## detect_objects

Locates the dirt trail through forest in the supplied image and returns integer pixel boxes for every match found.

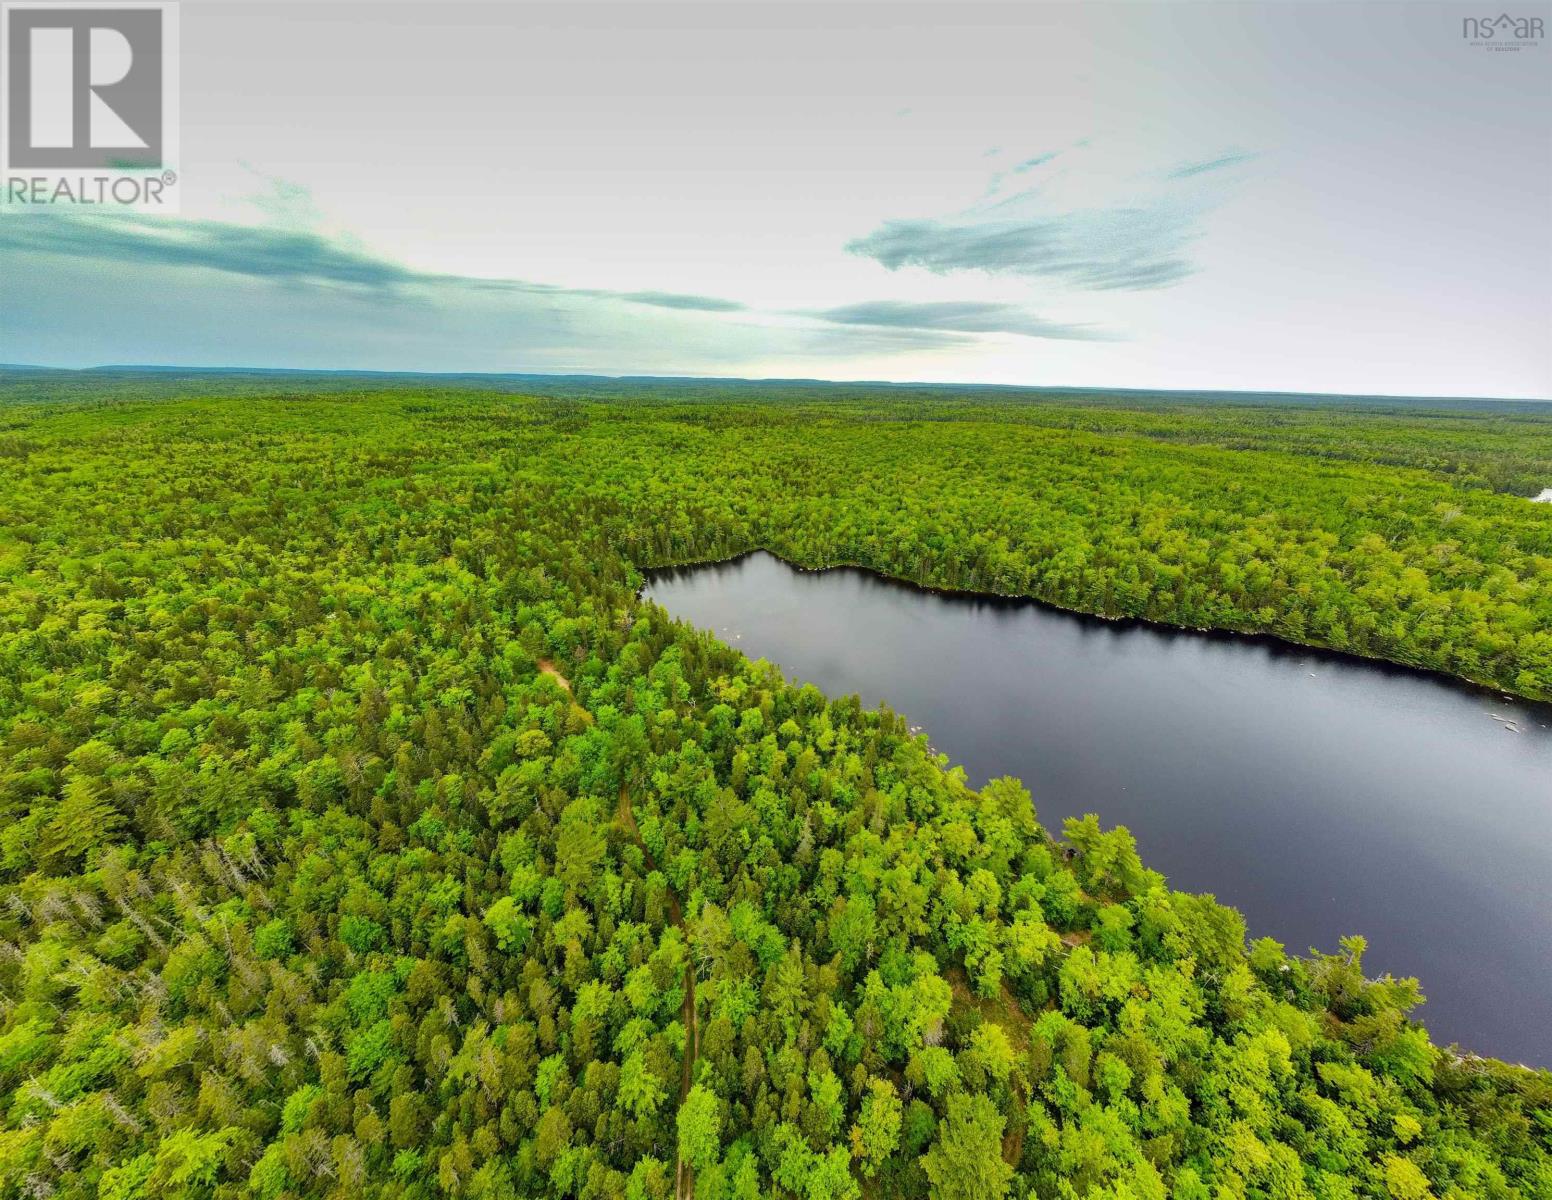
[537,659,572,695]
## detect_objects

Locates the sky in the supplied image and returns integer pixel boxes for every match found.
[1,0,1549,397]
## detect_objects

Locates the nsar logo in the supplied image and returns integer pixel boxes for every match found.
[1462,12,1545,49]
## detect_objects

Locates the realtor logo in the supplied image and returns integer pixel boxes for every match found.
[1,2,179,209]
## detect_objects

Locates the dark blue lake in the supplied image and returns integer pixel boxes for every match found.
[645,551,1552,1067]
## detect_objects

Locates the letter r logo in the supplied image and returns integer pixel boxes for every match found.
[3,4,165,168]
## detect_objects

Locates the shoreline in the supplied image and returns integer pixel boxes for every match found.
[635,548,1552,716]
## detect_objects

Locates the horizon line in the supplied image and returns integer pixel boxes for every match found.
[2,362,1549,407]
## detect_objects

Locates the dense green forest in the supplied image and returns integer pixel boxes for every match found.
[0,376,1548,1200]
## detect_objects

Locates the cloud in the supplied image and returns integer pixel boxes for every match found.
[1011,151,1058,174]
[620,291,746,313]
[847,146,1255,291]
[0,212,748,315]
[1166,151,1256,180]
[0,213,421,290]
[0,210,971,372]
[794,323,971,355]
[0,200,1105,369]
[846,204,1198,291]
[811,300,1113,340]
[238,169,328,231]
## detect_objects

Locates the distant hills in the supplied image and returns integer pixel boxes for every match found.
[2,362,1548,412]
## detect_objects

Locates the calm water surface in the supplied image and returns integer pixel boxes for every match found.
[645,552,1552,1066]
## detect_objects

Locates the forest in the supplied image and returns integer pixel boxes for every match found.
[0,373,1548,1200]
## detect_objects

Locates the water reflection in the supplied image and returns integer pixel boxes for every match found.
[645,551,1552,1066]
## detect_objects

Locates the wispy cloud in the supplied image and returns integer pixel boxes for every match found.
[1166,151,1256,180]
[795,324,971,355]
[1011,151,1058,174]
[0,213,418,290]
[0,212,747,314]
[0,210,1099,351]
[847,146,1254,291]
[811,300,1113,340]
[0,199,1125,369]
[620,290,746,313]
[0,208,995,369]
[846,204,1198,291]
